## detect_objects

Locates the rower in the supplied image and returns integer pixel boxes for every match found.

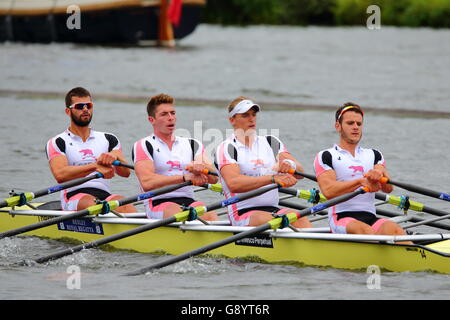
[214,96,312,228]
[45,87,136,213]
[314,102,409,240]
[132,93,219,221]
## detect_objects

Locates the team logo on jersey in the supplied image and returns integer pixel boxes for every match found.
[251,159,266,169]
[349,165,364,176]
[167,160,182,171]
[79,149,95,160]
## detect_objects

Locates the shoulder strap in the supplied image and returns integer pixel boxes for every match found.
[372,149,382,165]
[227,143,238,161]
[321,150,333,169]
[188,138,200,161]
[104,133,119,152]
[265,135,280,160]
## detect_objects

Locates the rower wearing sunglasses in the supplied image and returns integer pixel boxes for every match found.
[45,87,136,213]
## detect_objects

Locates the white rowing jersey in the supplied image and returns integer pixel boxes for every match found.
[45,128,122,201]
[132,134,204,203]
[215,134,288,224]
[314,144,386,217]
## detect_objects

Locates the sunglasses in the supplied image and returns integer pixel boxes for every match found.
[68,102,94,110]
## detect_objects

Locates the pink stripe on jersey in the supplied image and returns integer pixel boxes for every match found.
[134,139,151,162]
[314,154,327,177]
[47,139,62,160]
[218,143,231,169]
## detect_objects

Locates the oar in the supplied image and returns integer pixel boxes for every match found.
[280,195,450,231]
[379,177,450,203]
[0,161,134,210]
[374,193,450,219]
[124,187,369,276]
[279,187,450,230]
[112,160,134,170]
[0,172,104,209]
[34,183,281,264]
[289,170,317,182]
[0,182,191,240]
[289,169,450,205]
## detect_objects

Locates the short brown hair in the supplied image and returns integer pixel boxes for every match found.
[65,87,91,107]
[335,102,364,123]
[147,93,174,117]
[228,96,251,114]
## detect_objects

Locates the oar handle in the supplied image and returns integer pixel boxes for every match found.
[112,160,134,170]
[288,169,317,182]
[185,166,218,177]
[201,169,218,177]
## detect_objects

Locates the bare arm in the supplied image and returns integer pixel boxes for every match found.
[49,154,114,183]
[220,163,296,193]
[135,159,184,191]
[316,170,365,199]
[135,159,208,191]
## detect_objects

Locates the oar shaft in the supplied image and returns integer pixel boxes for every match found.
[35,216,177,263]
[1,182,192,240]
[35,183,279,263]
[112,160,134,170]
[381,178,450,202]
[289,170,317,182]
[0,173,104,208]
[125,187,367,275]
[126,224,271,275]
[375,193,450,217]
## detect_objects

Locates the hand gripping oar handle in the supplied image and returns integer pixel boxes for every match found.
[0,182,192,240]
[124,186,370,276]
[379,177,450,202]
[0,172,104,209]
[34,183,280,264]
[185,166,218,177]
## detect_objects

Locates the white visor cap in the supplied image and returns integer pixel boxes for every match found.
[229,100,261,118]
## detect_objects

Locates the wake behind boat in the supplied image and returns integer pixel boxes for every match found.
[2,199,450,274]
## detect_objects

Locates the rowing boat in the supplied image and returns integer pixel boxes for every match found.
[2,202,450,274]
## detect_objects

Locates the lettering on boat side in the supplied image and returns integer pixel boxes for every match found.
[420,249,427,259]
[38,216,53,222]
[234,234,273,248]
[405,247,427,259]
[57,219,104,235]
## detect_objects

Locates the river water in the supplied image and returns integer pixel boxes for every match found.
[0,24,449,303]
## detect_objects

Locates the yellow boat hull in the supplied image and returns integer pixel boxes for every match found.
[2,205,450,274]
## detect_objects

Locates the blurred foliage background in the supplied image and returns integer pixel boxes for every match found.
[202,0,450,28]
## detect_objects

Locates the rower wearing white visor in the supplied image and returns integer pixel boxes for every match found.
[214,96,312,228]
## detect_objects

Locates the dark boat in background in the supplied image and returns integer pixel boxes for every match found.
[0,0,205,46]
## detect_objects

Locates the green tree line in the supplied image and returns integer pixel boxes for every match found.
[202,0,450,28]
